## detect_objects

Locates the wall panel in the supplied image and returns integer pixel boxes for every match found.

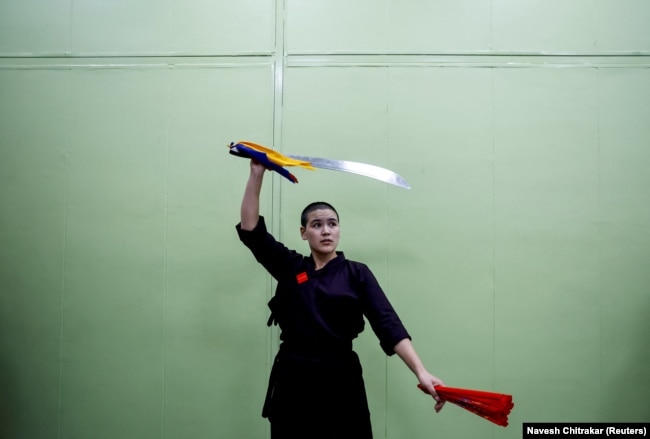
[163,64,274,439]
[0,0,70,55]
[385,67,494,438]
[286,0,650,54]
[0,68,69,439]
[598,68,650,421]
[286,0,491,53]
[493,68,602,424]
[0,0,275,56]
[170,0,275,54]
[60,67,170,439]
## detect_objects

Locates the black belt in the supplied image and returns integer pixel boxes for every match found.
[279,340,352,359]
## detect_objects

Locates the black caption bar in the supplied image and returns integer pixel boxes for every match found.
[523,423,648,438]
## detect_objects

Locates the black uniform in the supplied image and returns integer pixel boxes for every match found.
[237,216,410,439]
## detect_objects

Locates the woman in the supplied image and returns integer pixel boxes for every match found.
[236,160,445,438]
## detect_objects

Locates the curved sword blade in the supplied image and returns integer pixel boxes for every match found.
[287,154,411,189]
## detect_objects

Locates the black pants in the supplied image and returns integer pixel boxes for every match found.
[264,345,373,439]
[270,414,372,439]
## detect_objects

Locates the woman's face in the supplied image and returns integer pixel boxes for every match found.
[300,208,340,257]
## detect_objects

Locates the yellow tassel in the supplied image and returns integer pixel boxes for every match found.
[237,141,316,170]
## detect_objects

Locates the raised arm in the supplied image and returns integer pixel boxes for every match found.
[240,160,266,231]
[393,338,446,413]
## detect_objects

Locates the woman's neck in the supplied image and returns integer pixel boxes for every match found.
[312,252,337,270]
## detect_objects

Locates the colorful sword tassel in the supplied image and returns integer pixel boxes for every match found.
[417,384,514,427]
[228,141,315,183]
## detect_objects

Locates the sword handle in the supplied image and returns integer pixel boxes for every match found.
[228,142,250,159]
[227,142,298,183]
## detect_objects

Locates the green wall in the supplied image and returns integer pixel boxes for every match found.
[1,1,649,438]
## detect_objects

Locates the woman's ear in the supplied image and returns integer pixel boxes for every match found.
[300,226,306,240]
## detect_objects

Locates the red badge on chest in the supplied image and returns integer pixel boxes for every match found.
[296,272,308,284]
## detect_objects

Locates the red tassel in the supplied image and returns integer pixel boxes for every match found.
[417,384,514,427]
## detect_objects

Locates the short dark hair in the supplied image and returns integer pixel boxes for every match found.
[300,202,339,227]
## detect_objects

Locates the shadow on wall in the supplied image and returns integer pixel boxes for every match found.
[607,297,650,421]
[0,357,16,438]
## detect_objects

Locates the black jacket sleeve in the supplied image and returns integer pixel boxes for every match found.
[236,216,303,282]
[352,262,411,355]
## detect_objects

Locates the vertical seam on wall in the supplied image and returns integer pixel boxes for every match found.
[592,3,603,421]
[383,4,390,435]
[161,0,174,433]
[58,0,74,430]
[595,67,603,420]
[161,2,174,434]
[268,2,286,433]
[489,0,494,51]
[68,0,74,55]
[58,0,75,433]
[383,66,390,439]
[57,66,72,439]
[490,11,495,403]
[272,0,286,245]
[160,66,172,439]
[490,67,497,398]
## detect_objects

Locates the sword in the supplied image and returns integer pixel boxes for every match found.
[228,141,411,189]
